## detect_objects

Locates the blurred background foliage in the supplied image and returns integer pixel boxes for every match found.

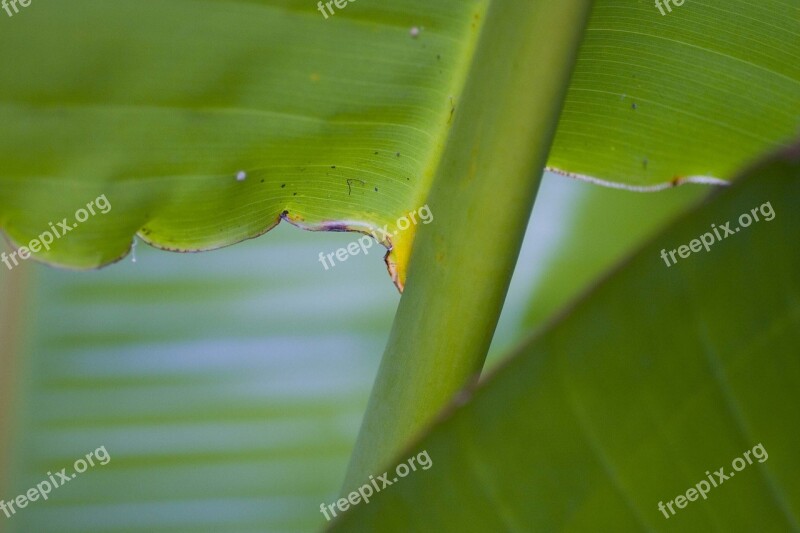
[0,172,706,532]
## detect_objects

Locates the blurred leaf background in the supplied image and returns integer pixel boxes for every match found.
[0,172,705,532]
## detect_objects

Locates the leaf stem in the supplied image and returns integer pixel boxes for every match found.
[342,0,595,491]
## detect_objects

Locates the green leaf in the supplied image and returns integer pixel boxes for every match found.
[548,0,800,187]
[0,0,485,287]
[331,143,800,531]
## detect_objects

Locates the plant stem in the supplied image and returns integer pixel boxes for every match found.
[342,0,594,491]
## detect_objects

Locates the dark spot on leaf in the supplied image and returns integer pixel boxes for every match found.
[631,102,638,110]
[331,165,336,169]
[374,187,378,192]
[346,178,366,195]
[448,96,455,124]
[281,183,286,188]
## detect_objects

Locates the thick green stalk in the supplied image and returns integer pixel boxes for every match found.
[342,0,594,490]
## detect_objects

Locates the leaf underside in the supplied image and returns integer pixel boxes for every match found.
[1,0,797,285]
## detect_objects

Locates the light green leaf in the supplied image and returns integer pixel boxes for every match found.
[549,0,800,187]
[331,143,800,531]
[0,0,486,287]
